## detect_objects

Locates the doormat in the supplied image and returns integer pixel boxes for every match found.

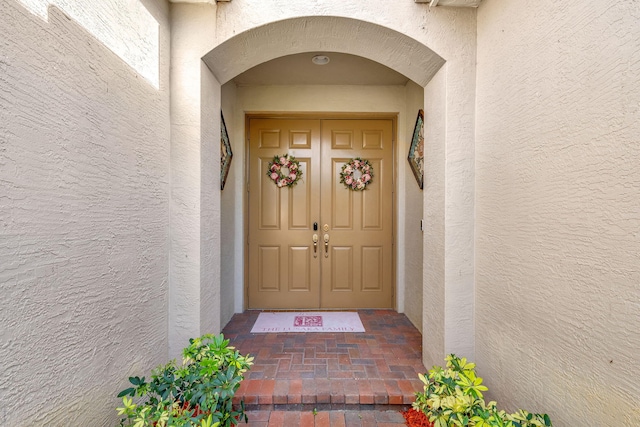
[250,312,365,333]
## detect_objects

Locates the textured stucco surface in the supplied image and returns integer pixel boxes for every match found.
[169,3,221,358]
[203,15,444,87]
[4,1,634,425]
[440,15,477,362]
[419,10,477,365]
[422,67,447,367]
[476,0,640,425]
[402,81,425,332]
[16,0,160,87]
[220,82,238,326]
[0,0,170,425]
[200,60,222,344]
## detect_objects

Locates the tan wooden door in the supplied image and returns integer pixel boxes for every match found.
[319,119,394,308]
[248,117,393,309]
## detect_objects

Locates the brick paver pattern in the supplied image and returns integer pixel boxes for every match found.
[223,310,426,425]
[243,409,408,427]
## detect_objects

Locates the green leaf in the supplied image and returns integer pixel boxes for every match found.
[129,376,145,386]
[117,387,136,398]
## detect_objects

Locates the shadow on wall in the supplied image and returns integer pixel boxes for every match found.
[17,0,160,87]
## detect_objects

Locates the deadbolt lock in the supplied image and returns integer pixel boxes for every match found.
[323,224,329,232]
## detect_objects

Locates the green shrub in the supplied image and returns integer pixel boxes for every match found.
[413,354,552,427]
[116,334,253,427]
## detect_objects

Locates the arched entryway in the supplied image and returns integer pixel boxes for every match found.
[169,9,476,369]
[201,16,444,86]
[204,16,440,315]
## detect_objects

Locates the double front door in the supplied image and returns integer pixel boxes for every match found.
[247,117,394,309]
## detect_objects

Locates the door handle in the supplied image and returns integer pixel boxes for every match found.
[323,233,329,258]
[312,234,319,258]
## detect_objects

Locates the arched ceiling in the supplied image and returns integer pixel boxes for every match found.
[232,52,410,86]
[202,16,445,87]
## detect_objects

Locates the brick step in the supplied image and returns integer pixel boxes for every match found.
[234,378,422,410]
[243,409,408,426]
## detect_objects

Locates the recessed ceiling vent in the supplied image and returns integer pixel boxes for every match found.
[312,55,330,65]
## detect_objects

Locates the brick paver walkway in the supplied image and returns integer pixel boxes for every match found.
[223,310,425,425]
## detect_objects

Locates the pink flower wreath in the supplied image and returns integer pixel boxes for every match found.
[340,157,374,191]
[267,154,302,188]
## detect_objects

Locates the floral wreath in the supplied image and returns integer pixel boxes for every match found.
[267,154,303,188]
[340,157,374,191]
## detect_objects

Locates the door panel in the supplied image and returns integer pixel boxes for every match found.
[257,246,280,291]
[248,117,393,309]
[289,246,311,291]
[248,119,321,309]
[320,120,393,308]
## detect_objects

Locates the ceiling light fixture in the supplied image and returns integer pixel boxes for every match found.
[312,55,330,65]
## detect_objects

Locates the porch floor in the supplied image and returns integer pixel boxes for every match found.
[223,309,426,426]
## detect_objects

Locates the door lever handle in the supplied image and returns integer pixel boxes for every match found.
[312,234,319,258]
[323,233,329,258]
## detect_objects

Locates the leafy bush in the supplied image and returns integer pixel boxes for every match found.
[413,354,552,427]
[116,334,254,427]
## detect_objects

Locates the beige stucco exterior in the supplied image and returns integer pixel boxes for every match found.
[475,0,640,424]
[0,0,171,425]
[169,3,477,361]
[0,0,638,425]
[193,2,478,360]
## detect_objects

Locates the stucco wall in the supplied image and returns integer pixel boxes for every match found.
[169,3,221,357]
[0,0,170,425]
[422,67,447,367]
[402,81,425,332]
[200,60,222,345]
[476,1,640,425]
[220,81,238,326]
